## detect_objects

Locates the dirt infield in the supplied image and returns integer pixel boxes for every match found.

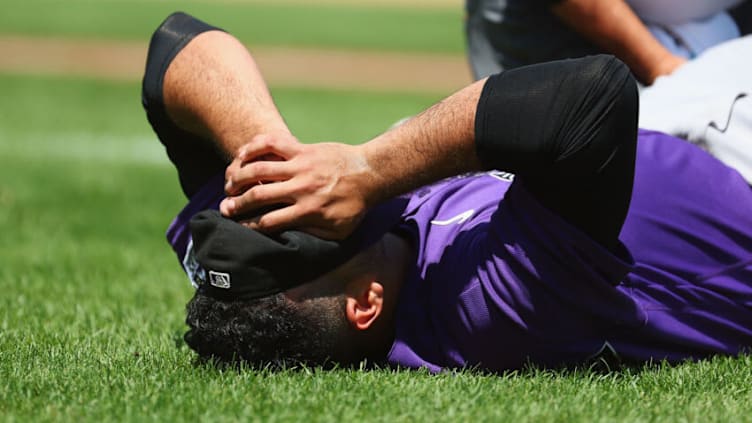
[0,35,471,94]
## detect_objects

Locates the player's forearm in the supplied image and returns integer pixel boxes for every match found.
[221,56,636,240]
[359,80,486,205]
[159,29,290,158]
[362,55,637,205]
[552,0,683,84]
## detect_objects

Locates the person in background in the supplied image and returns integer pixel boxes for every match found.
[466,0,750,84]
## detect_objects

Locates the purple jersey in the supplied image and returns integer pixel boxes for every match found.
[167,130,752,371]
[389,130,752,371]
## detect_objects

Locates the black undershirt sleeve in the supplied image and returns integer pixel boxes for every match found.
[474,55,638,249]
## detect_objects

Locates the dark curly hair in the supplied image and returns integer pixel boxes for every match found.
[184,290,349,367]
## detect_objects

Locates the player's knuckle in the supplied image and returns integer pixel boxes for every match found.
[319,205,336,220]
[265,135,281,150]
[252,133,268,144]
[231,192,247,209]
[252,186,268,202]
[241,187,258,203]
[304,173,327,192]
[252,161,270,176]
[258,214,282,231]
[256,214,269,228]
[299,202,319,218]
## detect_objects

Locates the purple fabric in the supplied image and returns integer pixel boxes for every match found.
[167,172,225,266]
[167,130,752,372]
[388,130,752,372]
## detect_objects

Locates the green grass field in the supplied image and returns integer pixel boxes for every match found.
[2,2,752,422]
[1,0,464,54]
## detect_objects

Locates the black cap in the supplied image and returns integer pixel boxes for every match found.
[188,198,408,301]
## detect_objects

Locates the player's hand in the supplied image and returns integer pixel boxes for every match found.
[220,133,373,240]
[646,53,686,84]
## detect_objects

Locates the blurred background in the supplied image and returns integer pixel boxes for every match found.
[0,1,468,418]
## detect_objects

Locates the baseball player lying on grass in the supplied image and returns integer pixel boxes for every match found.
[143,13,752,372]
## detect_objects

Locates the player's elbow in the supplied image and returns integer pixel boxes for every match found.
[575,55,638,131]
[560,55,639,168]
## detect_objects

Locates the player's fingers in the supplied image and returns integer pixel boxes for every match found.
[237,133,303,163]
[253,204,354,240]
[251,204,308,234]
[220,179,297,217]
[240,206,357,240]
[224,157,244,194]
[225,160,295,195]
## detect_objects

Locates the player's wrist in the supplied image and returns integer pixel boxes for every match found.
[632,47,686,85]
[358,138,412,206]
[646,53,686,84]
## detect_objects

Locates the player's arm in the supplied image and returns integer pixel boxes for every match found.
[551,0,685,84]
[144,13,291,160]
[220,77,485,239]
[222,55,638,244]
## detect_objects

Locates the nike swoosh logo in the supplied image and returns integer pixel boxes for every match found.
[431,209,474,226]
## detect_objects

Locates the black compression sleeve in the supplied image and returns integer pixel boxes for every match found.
[474,55,638,249]
[141,12,228,197]
[142,12,222,112]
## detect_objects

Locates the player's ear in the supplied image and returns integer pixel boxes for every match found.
[345,280,384,331]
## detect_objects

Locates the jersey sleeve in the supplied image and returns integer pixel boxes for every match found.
[474,54,636,187]
[473,54,638,248]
